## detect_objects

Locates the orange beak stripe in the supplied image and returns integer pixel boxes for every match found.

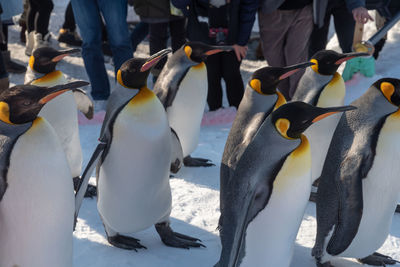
[205,49,223,56]
[279,69,300,80]
[52,54,69,62]
[39,89,69,104]
[312,112,337,123]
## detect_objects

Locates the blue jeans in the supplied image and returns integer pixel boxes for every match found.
[71,0,132,100]
[130,21,148,52]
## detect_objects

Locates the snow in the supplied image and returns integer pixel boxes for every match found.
[5,2,400,266]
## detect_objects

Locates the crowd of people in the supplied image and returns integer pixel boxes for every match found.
[0,0,398,109]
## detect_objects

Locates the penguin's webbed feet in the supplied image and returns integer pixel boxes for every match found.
[107,234,147,251]
[73,176,97,198]
[183,155,215,167]
[155,222,205,249]
[358,252,399,266]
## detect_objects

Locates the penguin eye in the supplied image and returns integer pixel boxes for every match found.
[23,100,31,106]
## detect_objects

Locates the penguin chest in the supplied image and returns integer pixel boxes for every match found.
[242,136,311,267]
[0,118,74,267]
[166,64,207,156]
[98,89,172,233]
[33,72,82,177]
[340,111,400,258]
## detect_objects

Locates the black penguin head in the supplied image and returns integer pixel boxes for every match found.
[249,62,315,95]
[183,41,232,63]
[271,101,356,139]
[29,47,80,74]
[374,78,400,106]
[0,81,89,124]
[117,49,171,89]
[310,50,369,75]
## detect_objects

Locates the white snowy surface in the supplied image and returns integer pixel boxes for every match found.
[5,2,400,266]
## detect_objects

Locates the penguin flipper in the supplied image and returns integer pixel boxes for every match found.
[155,222,205,249]
[183,155,215,167]
[170,128,183,173]
[358,252,400,266]
[73,88,94,119]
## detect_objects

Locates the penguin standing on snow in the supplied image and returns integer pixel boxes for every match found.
[77,49,204,250]
[153,41,232,167]
[313,78,400,267]
[220,62,314,215]
[292,50,367,183]
[216,102,355,267]
[0,81,89,267]
[25,47,94,195]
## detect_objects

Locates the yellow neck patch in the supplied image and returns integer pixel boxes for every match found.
[128,86,155,107]
[31,70,63,86]
[310,59,319,74]
[29,55,35,70]
[192,61,205,69]
[0,101,14,124]
[273,91,287,111]
[275,118,294,139]
[291,134,310,157]
[249,79,264,95]
[316,72,345,107]
[184,46,192,60]
[380,82,395,104]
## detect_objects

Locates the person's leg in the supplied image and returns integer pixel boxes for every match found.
[169,17,186,52]
[27,0,37,33]
[63,2,75,31]
[206,53,224,111]
[284,4,313,98]
[71,0,110,100]
[33,0,53,36]
[149,22,169,79]
[332,3,355,53]
[0,25,26,73]
[130,21,148,52]
[221,51,244,109]
[258,9,290,99]
[308,5,331,58]
[99,0,133,72]
[58,1,82,46]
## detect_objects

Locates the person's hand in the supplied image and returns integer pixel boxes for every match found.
[352,7,374,24]
[232,44,248,61]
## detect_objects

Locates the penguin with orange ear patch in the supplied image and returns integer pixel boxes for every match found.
[313,78,400,267]
[0,81,89,267]
[76,49,204,250]
[24,47,95,196]
[216,101,355,267]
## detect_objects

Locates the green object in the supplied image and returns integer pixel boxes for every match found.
[342,57,375,81]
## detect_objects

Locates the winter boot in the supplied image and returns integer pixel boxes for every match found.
[2,50,26,74]
[58,28,82,47]
[25,31,35,56]
[33,32,51,51]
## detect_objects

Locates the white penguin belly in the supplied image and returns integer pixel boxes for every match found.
[0,118,74,267]
[306,113,341,182]
[339,112,400,258]
[33,73,82,177]
[166,64,207,157]
[241,137,311,267]
[97,90,172,233]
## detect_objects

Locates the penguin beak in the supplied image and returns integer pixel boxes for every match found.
[39,81,89,104]
[141,48,172,72]
[51,48,80,62]
[312,105,356,123]
[203,45,233,56]
[334,52,370,65]
[279,62,315,80]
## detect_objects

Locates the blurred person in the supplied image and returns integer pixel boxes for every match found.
[258,0,313,100]
[0,4,9,89]
[309,0,373,56]
[57,2,82,47]
[71,0,133,108]
[25,0,54,55]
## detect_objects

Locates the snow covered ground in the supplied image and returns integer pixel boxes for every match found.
[5,1,400,266]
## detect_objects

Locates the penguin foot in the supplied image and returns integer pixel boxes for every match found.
[358,252,399,266]
[183,156,215,167]
[155,222,205,249]
[107,234,147,251]
[73,176,97,198]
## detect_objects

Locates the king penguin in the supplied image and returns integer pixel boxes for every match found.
[87,49,204,250]
[313,78,400,267]
[292,50,367,183]
[0,81,89,267]
[25,47,94,195]
[220,62,314,217]
[216,101,355,267]
[153,41,232,167]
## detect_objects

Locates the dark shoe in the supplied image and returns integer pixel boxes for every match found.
[2,51,26,74]
[58,29,82,47]
[0,76,9,91]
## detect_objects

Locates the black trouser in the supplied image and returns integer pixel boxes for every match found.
[62,2,76,31]
[309,0,355,56]
[149,17,186,75]
[206,51,244,110]
[0,24,7,50]
[27,0,53,35]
